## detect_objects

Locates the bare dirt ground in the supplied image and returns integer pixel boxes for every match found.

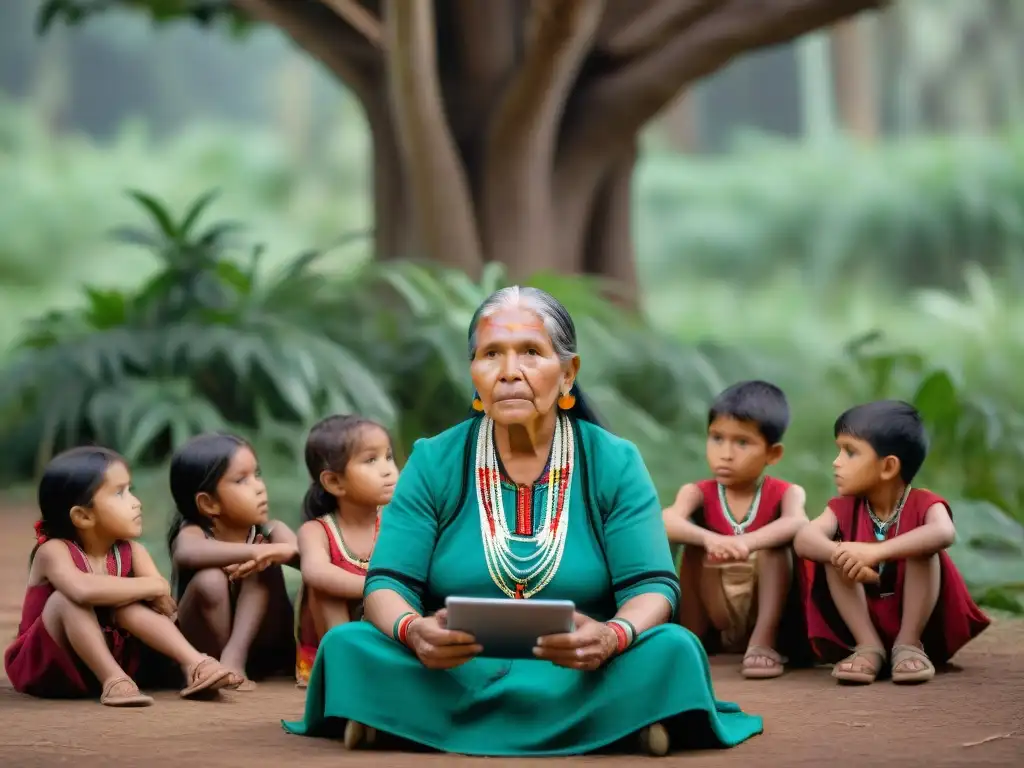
[0,503,1021,767]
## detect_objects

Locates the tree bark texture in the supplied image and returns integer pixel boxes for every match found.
[234,0,887,302]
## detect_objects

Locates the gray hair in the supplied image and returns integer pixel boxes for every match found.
[467,286,578,362]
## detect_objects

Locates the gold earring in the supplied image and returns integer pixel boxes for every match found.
[472,397,484,412]
[557,391,576,410]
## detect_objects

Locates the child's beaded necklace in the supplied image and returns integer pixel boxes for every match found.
[716,477,765,536]
[324,509,381,571]
[865,484,911,577]
[865,484,911,540]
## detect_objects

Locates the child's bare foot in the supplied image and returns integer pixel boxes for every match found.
[219,650,254,691]
[232,676,257,691]
[891,644,935,684]
[180,655,234,699]
[742,645,786,679]
[100,677,154,707]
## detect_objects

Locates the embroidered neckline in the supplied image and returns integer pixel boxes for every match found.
[716,477,765,535]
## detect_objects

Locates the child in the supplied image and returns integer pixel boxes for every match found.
[4,446,237,706]
[168,433,299,690]
[663,380,810,679]
[795,400,990,684]
[294,415,398,688]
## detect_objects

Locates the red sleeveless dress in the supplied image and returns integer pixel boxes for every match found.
[695,477,812,662]
[294,514,378,685]
[4,540,138,697]
[804,489,990,663]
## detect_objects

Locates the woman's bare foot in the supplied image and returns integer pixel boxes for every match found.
[343,721,379,750]
[639,722,670,756]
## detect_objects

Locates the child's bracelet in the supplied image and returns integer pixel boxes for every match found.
[606,618,637,655]
[392,611,419,646]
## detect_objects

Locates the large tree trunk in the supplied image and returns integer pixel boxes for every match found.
[235,0,886,308]
[831,17,878,142]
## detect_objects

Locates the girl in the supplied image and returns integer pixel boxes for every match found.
[294,415,398,687]
[4,446,237,707]
[168,433,298,690]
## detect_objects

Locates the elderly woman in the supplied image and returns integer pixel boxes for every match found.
[282,287,762,756]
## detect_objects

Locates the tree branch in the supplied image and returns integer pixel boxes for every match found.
[481,0,605,276]
[319,0,384,49]
[383,0,483,274]
[231,0,379,88]
[600,0,724,57]
[570,0,887,156]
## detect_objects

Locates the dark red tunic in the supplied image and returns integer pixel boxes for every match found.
[4,540,139,697]
[696,476,791,537]
[804,489,990,663]
[694,477,812,663]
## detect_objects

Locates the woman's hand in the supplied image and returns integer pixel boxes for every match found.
[406,608,482,670]
[533,612,618,671]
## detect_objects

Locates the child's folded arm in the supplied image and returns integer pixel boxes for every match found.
[794,506,840,563]
[297,522,365,599]
[266,520,300,566]
[662,483,712,547]
[875,503,956,561]
[745,483,809,551]
[37,540,167,607]
[171,525,265,570]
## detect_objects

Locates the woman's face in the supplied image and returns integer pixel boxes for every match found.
[470,307,578,425]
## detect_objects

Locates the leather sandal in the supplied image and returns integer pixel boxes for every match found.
[832,646,886,684]
[891,644,935,684]
[100,676,154,707]
[180,655,233,699]
[742,645,787,679]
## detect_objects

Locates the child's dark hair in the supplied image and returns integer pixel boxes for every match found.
[834,400,927,483]
[167,432,250,553]
[303,415,389,521]
[33,446,126,561]
[708,380,790,445]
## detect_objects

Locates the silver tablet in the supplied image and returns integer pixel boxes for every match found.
[445,596,576,659]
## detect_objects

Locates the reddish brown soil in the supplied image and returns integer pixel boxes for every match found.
[0,503,1021,767]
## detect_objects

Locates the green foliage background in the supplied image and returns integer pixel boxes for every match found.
[1,98,1023,612]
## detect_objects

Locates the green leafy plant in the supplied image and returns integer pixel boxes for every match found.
[0,190,391,475]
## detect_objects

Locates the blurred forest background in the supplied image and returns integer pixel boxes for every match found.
[1,1,1023,611]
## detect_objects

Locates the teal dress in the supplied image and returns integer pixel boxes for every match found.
[282,417,763,756]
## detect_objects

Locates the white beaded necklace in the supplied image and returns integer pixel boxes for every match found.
[475,414,573,599]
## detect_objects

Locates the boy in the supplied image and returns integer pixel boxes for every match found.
[795,400,990,685]
[663,380,810,680]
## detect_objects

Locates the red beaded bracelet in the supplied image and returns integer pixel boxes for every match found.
[393,612,418,646]
[607,620,629,654]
